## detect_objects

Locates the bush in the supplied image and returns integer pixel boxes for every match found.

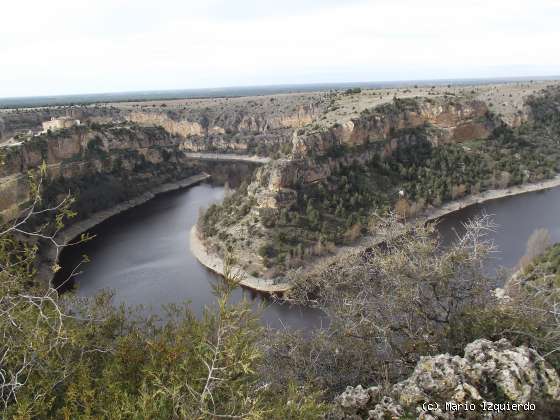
[0,181,326,417]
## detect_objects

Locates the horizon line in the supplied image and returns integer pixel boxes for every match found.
[2,74,560,103]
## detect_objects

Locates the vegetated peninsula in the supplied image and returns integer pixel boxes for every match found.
[197,82,560,281]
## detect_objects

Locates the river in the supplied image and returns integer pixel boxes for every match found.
[55,182,560,329]
[437,186,560,275]
[54,183,327,329]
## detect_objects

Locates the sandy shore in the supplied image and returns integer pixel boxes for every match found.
[40,173,211,283]
[189,225,291,293]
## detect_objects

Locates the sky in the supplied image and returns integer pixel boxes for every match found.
[1,0,560,98]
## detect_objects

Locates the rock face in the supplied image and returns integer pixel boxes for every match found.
[292,98,495,159]
[0,125,177,178]
[124,102,320,155]
[0,125,185,222]
[1,97,321,159]
[331,339,560,419]
[0,122,264,224]
[248,97,497,212]
[128,112,205,137]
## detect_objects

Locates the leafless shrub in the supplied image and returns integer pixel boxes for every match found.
[263,213,498,395]
[0,167,100,412]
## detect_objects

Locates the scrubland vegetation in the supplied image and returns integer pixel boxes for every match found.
[4,179,560,417]
[0,173,325,419]
[3,87,560,418]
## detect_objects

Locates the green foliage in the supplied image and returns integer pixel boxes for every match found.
[85,136,108,160]
[363,97,421,118]
[526,86,560,127]
[269,216,497,395]
[198,182,254,237]
[256,88,560,269]
[450,242,560,372]
[524,243,560,283]
[0,187,327,418]
[41,146,197,222]
[258,243,276,258]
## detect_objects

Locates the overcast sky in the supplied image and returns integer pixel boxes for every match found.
[1,0,559,98]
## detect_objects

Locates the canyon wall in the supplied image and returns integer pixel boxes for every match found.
[127,103,319,155]
[2,100,320,160]
[0,126,171,221]
[292,98,494,158]
[0,89,544,227]
[248,97,498,210]
[0,124,254,224]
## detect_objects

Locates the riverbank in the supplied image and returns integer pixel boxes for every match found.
[420,175,560,222]
[41,173,211,285]
[189,225,291,293]
[191,175,560,293]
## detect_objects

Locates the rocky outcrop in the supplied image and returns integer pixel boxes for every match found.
[0,125,184,222]
[125,103,320,155]
[0,125,178,178]
[1,95,321,159]
[0,120,268,225]
[292,98,495,159]
[128,112,205,137]
[178,108,318,155]
[0,174,31,222]
[247,97,497,212]
[331,339,560,419]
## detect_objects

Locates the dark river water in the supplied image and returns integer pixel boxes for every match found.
[55,183,327,329]
[55,183,560,329]
[437,186,560,275]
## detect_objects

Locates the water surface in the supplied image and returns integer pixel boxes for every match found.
[56,183,560,328]
[55,183,327,329]
[437,186,560,276]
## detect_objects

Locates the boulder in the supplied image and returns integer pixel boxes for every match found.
[332,339,560,419]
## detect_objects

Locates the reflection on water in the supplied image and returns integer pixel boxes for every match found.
[436,187,560,276]
[55,183,327,330]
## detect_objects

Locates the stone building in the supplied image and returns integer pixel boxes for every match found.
[42,116,80,132]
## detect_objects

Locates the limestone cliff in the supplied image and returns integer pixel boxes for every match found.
[293,97,494,158]
[248,97,497,211]
[0,125,187,222]
[195,95,505,279]
[130,103,320,155]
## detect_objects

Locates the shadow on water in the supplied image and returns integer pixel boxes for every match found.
[54,182,327,330]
